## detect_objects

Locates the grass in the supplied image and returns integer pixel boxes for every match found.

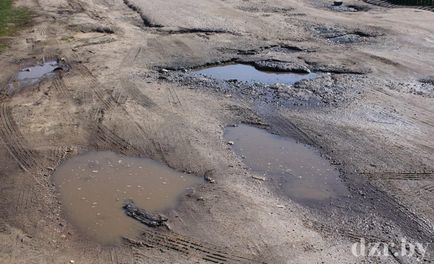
[0,43,8,52]
[0,0,31,52]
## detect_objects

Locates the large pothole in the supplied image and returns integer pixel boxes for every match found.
[192,63,316,85]
[225,124,348,205]
[53,151,202,245]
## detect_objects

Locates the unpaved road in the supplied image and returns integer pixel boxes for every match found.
[0,0,434,263]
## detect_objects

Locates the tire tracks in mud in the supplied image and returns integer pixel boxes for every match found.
[363,180,434,243]
[0,103,41,172]
[167,85,182,107]
[309,221,387,243]
[93,123,143,156]
[61,58,145,156]
[63,55,164,161]
[267,114,315,146]
[14,184,37,214]
[361,171,434,181]
[120,78,156,109]
[123,47,143,66]
[363,0,434,11]
[74,63,117,110]
[422,184,434,193]
[62,56,179,165]
[124,230,264,264]
[52,76,71,98]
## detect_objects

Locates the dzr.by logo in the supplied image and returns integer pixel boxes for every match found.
[351,238,430,259]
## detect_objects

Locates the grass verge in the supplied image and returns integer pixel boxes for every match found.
[0,0,31,52]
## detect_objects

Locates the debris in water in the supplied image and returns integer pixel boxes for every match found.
[123,200,168,227]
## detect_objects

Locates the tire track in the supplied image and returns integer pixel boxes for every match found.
[121,47,143,67]
[74,64,116,110]
[120,78,157,109]
[68,0,85,13]
[0,103,41,172]
[93,124,143,156]
[268,115,315,145]
[15,186,36,214]
[47,146,71,168]
[124,230,264,264]
[111,88,128,105]
[167,86,182,107]
[52,76,70,98]
[361,171,434,181]
[363,0,434,11]
[58,58,147,158]
[104,247,134,264]
[309,221,387,243]
[422,184,434,193]
[363,182,434,242]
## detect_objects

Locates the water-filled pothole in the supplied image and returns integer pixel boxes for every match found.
[53,151,201,245]
[7,60,63,95]
[225,124,347,204]
[193,64,316,85]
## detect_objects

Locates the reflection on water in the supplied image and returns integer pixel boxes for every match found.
[193,64,316,84]
[225,124,347,204]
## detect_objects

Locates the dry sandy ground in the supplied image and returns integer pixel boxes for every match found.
[0,0,433,263]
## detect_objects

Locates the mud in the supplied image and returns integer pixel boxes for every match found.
[53,151,201,244]
[1,0,434,263]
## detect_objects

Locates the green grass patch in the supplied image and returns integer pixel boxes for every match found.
[0,0,31,37]
[0,43,8,52]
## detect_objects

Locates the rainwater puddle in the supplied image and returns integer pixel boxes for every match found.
[53,151,201,245]
[7,60,61,95]
[225,125,347,204]
[193,64,316,85]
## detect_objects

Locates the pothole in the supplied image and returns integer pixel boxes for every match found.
[193,64,316,85]
[53,151,202,245]
[313,25,381,44]
[330,4,371,12]
[225,124,347,205]
[6,59,65,95]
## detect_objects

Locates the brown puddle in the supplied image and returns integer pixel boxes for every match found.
[53,151,202,245]
[225,125,347,204]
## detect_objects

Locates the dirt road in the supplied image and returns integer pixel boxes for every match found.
[0,0,433,263]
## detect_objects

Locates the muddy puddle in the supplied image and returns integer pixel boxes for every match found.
[225,124,347,204]
[53,151,201,244]
[7,60,62,95]
[193,64,316,85]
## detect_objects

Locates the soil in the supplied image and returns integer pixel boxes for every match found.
[0,0,433,263]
